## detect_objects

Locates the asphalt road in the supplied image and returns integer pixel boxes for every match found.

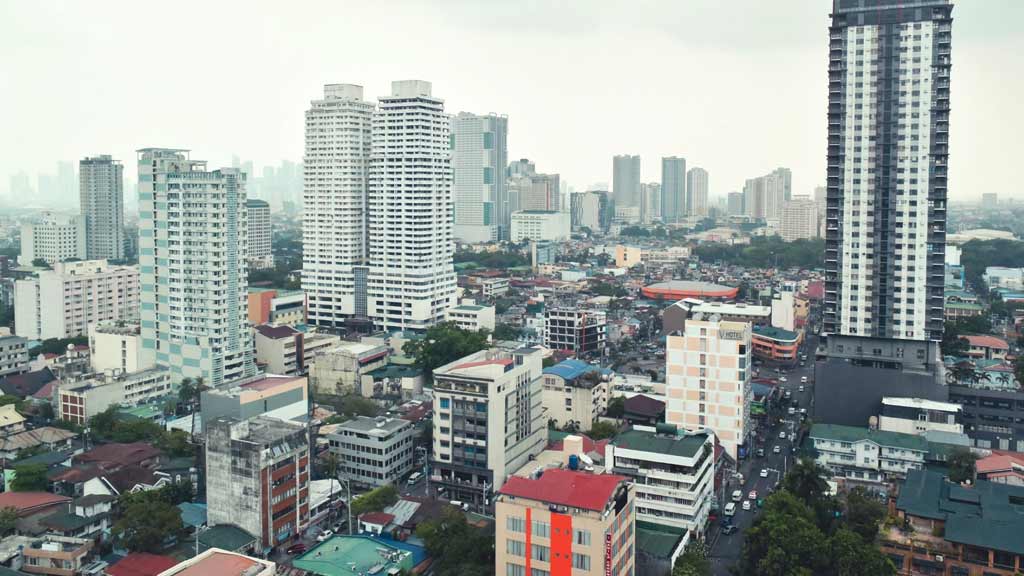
[709,333,819,575]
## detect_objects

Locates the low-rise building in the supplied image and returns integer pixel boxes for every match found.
[431,347,548,507]
[605,426,714,536]
[495,469,635,576]
[809,423,927,484]
[0,333,28,377]
[976,452,1024,486]
[307,341,389,397]
[18,213,86,266]
[55,366,172,425]
[544,308,606,356]
[361,363,424,399]
[88,322,149,374]
[247,288,305,327]
[445,302,496,332]
[200,375,309,433]
[253,325,340,376]
[480,277,509,298]
[962,335,1009,360]
[205,416,310,552]
[884,469,1024,576]
[751,325,803,366]
[541,359,611,432]
[878,397,963,436]
[158,549,275,576]
[327,416,415,488]
[511,210,570,243]
[20,535,93,576]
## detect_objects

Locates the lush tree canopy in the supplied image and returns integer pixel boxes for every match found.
[947,447,978,484]
[453,249,528,269]
[403,322,490,375]
[349,484,398,518]
[673,542,711,576]
[493,323,523,341]
[10,463,49,492]
[112,488,186,553]
[33,335,88,356]
[694,236,825,269]
[415,506,494,576]
[961,238,1024,293]
[588,420,619,440]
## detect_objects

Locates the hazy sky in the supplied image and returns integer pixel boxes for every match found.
[1,0,1021,203]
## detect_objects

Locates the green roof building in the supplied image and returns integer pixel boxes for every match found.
[810,423,928,484]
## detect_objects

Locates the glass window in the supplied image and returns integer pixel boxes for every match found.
[572,553,591,570]
[440,398,450,409]
[531,544,550,562]
[506,539,525,557]
[506,563,525,576]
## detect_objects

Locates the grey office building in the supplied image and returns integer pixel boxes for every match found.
[661,156,686,223]
[327,416,416,487]
[613,155,641,210]
[79,155,124,260]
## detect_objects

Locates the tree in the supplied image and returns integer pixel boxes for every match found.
[11,463,49,492]
[605,396,625,419]
[738,491,829,576]
[673,542,711,576]
[783,457,831,505]
[588,420,619,440]
[947,447,978,484]
[0,507,17,536]
[34,335,88,356]
[112,490,185,553]
[493,323,522,341]
[415,506,494,576]
[30,258,51,269]
[403,322,490,375]
[349,484,398,518]
[844,487,885,543]
[830,528,897,576]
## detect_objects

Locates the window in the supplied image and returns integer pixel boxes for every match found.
[531,544,550,562]
[507,539,525,557]
[507,516,525,533]
[572,553,591,570]
[506,563,525,576]
[530,569,550,576]
[440,398,450,409]
[532,520,550,538]
[574,528,591,546]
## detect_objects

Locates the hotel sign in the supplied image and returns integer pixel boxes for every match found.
[605,532,612,576]
[719,328,744,341]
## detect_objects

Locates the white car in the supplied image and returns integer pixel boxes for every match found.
[779,376,788,383]
[779,431,787,439]
[787,407,795,416]
[760,468,769,478]
[316,530,333,542]
[801,376,808,383]
[799,385,805,392]
[773,445,781,454]
[742,500,752,511]
[800,408,807,415]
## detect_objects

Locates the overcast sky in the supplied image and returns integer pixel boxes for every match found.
[1,0,1020,204]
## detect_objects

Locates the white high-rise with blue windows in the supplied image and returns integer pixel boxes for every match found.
[137,148,256,387]
[452,112,508,243]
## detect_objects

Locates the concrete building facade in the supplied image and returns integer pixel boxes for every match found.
[661,157,686,223]
[686,167,708,218]
[510,210,570,243]
[452,112,508,242]
[79,155,125,261]
[327,416,415,487]
[544,308,607,356]
[19,213,86,266]
[246,199,273,269]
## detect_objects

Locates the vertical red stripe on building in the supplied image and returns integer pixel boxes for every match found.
[525,507,532,575]
[550,512,572,576]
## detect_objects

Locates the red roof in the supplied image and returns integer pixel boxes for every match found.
[359,511,395,525]
[107,553,179,576]
[962,335,1009,350]
[0,491,70,516]
[239,375,305,392]
[74,442,161,469]
[452,358,513,370]
[549,435,610,455]
[498,469,627,512]
[976,452,1024,475]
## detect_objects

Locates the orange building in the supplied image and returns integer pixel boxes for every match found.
[247,288,306,327]
[751,325,803,365]
[495,469,635,576]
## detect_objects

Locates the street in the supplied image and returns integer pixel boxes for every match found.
[709,330,818,575]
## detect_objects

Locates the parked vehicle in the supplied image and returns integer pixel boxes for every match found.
[742,500,752,511]
[286,543,307,555]
[316,530,333,542]
[760,468,769,478]
[407,472,423,486]
[732,490,743,502]
[724,502,737,516]
[722,524,739,535]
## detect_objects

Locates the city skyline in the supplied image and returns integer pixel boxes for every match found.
[1,1,1020,204]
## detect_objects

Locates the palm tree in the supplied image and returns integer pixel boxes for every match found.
[783,457,831,504]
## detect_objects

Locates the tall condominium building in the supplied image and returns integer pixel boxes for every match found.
[14,259,139,340]
[824,0,951,343]
[137,148,256,387]
[661,156,686,223]
[452,112,508,243]
[495,470,635,576]
[206,416,310,551]
[612,155,641,210]
[246,199,273,269]
[431,347,548,507]
[302,84,374,328]
[79,155,125,261]
[522,173,561,212]
[665,313,752,460]
[687,167,709,217]
[367,80,457,331]
[743,168,791,221]
[19,213,86,266]
[781,196,820,241]
[727,191,744,216]
[981,193,998,210]
[640,182,661,224]
[570,190,609,232]
[814,185,827,236]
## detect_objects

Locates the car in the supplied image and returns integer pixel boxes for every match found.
[779,376,788,382]
[721,524,739,535]
[732,490,743,502]
[748,490,757,500]
[801,375,808,383]
[784,390,792,398]
[800,408,807,415]
[773,445,781,454]
[286,543,308,555]
[316,530,333,542]
[724,502,737,516]
[742,500,752,511]
[756,448,765,457]
[799,361,806,367]
[760,468,769,478]
[788,407,795,416]
[779,431,787,439]
[799,385,805,392]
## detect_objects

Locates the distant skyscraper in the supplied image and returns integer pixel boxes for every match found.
[727,192,744,216]
[613,155,641,210]
[246,199,272,269]
[824,0,951,342]
[743,168,790,220]
[523,173,560,212]
[781,196,818,241]
[687,167,709,217]
[137,148,256,387]
[814,185,827,236]
[19,213,85,266]
[367,80,457,331]
[661,156,686,222]
[452,113,508,243]
[570,190,609,233]
[302,84,374,327]
[79,155,124,261]
[641,182,661,223]
[981,193,998,210]
[56,161,75,204]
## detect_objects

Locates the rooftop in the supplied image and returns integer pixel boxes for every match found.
[0,491,70,515]
[542,359,608,385]
[962,334,1009,350]
[623,394,666,418]
[498,468,628,512]
[690,300,771,317]
[611,428,709,459]
[752,325,800,342]
[253,324,298,339]
[882,397,962,413]
[333,416,410,436]
[810,423,929,452]
[292,535,425,576]
[896,469,1024,555]
[160,549,272,576]
[434,348,536,380]
[106,552,178,576]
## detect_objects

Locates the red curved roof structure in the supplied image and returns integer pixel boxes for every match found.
[641,280,738,300]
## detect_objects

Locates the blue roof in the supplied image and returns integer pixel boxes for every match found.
[178,502,207,528]
[543,359,605,381]
[751,382,775,398]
